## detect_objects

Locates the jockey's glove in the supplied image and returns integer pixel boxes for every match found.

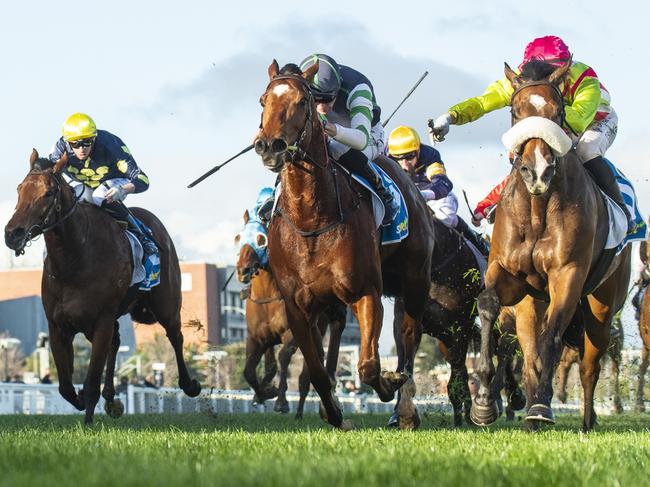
[105,185,127,203]
[429,113,453,142]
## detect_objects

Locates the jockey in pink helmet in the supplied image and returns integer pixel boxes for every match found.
[430,35,631,228]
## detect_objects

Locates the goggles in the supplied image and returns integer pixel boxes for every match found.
[69,138,95,149]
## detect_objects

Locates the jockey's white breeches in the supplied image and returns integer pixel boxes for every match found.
[63,175,131,206]
[328,123,386,161]
[426,192,459,228]
[574,108,618,162]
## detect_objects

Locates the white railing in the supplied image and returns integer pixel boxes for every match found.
[0,382,638,416]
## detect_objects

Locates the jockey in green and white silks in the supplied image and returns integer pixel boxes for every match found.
[46,112,156,255]
[299,54,399,226]
[430,35,631,228]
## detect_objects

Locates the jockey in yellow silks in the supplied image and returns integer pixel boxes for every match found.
[429,35,631,228]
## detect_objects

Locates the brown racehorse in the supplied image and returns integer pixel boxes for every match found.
[235,210,346,416]
[471,59,632,431]
[636,233,650,411]
[392,219,525,426]
[256,61,434,429]
[556,315,624,413]
[4,150,201,424]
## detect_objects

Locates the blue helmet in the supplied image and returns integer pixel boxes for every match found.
[299,54,342,99]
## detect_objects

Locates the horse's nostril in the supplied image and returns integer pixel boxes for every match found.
[254,139,268,155]
[270,139,288,154]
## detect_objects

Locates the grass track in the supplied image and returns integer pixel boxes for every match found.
[0,413,649,486]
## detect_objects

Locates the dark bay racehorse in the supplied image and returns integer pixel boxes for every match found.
[392,219,525,426]
[256,61,434,429]
[4,151,201,424]
[636,233,650,411]
[236,210,346,416]
[472,59,631,431]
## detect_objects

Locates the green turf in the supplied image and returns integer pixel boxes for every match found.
[0,412,648,487]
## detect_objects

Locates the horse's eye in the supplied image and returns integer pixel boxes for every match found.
[45,189,54,197]
[298,98,307,107]
[260,96,266,107]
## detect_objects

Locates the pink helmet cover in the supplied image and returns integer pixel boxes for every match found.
[519,36,571,69]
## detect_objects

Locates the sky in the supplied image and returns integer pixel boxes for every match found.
[1,0,649,352]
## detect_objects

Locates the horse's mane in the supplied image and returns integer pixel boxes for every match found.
[519,59,556,81]
[279,63,302,76]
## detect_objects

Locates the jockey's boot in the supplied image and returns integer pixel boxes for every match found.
[338,149,399,226]
[583,156,634,233]
[103,201,157,256]
[455,217,490,257]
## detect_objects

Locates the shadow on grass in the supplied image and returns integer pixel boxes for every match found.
[0,410,647,434]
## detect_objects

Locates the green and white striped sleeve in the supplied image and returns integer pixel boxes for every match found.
[332,83,374,150]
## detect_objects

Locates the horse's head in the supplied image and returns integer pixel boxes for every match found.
[235,209,269,284]
[503,58,572,195]
[5,150,72,255]
[255,59,321,172]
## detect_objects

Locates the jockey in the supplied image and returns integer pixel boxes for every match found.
[388,126,489,256]
[46,113,156,255]
[299,53,399,226]
[429,35,632,229]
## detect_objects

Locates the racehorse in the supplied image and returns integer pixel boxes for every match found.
[471,59,632,431]
[4,150,201,424]
[392,219,525,426]
[235,209,346,415]
[636,234,650,411]
[556,317,624,413]
[256,61,434,429]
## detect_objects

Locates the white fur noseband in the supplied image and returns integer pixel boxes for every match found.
[502,116,573,156]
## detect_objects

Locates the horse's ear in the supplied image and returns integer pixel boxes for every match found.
[244,209,250,224]
[268,59,280,80]
[303,61,319,84]
[53,152,68,174]
[29,149,40,169]
[504,62,522,89]
[548,55,572,85]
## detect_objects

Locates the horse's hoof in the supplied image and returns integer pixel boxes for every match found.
[273,400,289,414]
[470,398,499,426]
[398,409,421,430]
[509,388,527,411]
[556,392,568,404]
[525,403,555,424]
[382,371,408,390]
[104,399,125,419]
[341,420,355,431]
[387,411,399,428]
[182,379,201,398]
[294,412,303,420]
[256,385,279,403]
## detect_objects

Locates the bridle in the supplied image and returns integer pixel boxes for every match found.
[259,73,359,237]
[509,79,568,166]
[18,170,81,254]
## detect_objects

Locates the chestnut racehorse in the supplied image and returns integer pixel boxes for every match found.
[4,151,201,424]
[235,209,346,416]
[256,61,434,429]
[472,59,631,431]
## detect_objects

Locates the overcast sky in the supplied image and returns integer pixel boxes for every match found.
[1,0,649,350]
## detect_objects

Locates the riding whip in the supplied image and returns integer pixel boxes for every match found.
[187,144,254,188]
[381,71,429,128]
[461,189,474,217]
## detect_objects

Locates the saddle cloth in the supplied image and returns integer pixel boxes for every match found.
[125,218,160,291]
[350,162,409,245]
[602,159,647,253]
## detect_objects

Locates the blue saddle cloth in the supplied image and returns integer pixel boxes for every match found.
[604,159,647,251]
[350,162,409,245]
[132,217,160,291]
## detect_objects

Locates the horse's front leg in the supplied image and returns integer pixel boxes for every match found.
[527,267,585,426]
[274,332,296,414]
[352,291,406,404]
[472,264,526,426]
[244,337,276,403]
[48,324,83,411]
[387,297,406,428]
[83,318,115,424]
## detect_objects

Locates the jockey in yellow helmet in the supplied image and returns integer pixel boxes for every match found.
[46,113,156,255]
[388,126,489,256]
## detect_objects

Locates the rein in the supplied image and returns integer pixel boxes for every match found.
[19,171,82,254]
